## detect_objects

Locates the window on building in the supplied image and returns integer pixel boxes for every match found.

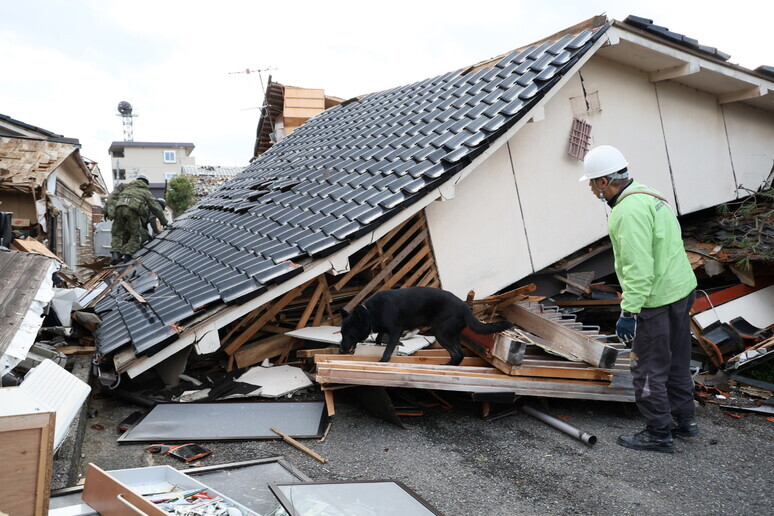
[115,168,126,180]
[163,150,177,163]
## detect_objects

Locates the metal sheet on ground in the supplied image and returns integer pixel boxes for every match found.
[117,401,327,442]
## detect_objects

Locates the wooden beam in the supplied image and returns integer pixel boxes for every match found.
[502,304,619,369]
[296,279,326,329]
[403,257,434,287]
[381,244,431,290]
[343,229,428,311]
[233,334,296,369]
[718,84,767,104]
[224,282,310,355]
[649,62,699,82]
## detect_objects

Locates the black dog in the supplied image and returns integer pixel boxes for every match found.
[339,286,514,365]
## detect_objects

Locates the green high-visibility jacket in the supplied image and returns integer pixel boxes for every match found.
[608,180,697,313]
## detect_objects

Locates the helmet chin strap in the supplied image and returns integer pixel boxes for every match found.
[596,178,610,202]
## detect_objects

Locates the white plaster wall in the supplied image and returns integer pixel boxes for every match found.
[722,102,774,194]
[425,144,532,299]
[572,58,676,205]
[656,81,736,213]
[424,53,772,297]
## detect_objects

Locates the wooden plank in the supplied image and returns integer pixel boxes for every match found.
[222,305,267,343]
[343,229,428,311]
[56,345,97,355]
[381,244,431,290]
[0,252,53,354]
[271,427,328,463]
[315,364,634,401]
[224,282,310,355]
[87,264,135,308]
[502,304,619,368]
[316,373,634,401]
[0,411,55,516]
[297,279,326,329]
[402,257,434,287]
[314,354,488,367]
[120,280,147,304]
[233,334,296,369]
[11,238,62,261]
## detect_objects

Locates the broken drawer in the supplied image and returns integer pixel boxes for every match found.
[82,463,259,515]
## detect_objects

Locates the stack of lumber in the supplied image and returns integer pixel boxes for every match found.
[314,348,634,402]
[314,300,633,402]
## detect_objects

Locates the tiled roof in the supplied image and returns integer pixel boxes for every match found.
[94,24,608,357]
[623,15,731,62]
[182,165,246,177]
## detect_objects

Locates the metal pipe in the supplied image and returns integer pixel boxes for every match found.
[521,405,597,446]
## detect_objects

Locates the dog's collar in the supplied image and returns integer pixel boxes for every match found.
[360,304,374,335]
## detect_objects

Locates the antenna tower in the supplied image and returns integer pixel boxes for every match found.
[116,101,138,141]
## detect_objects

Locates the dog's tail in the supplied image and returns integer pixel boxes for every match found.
[464,312,515,334]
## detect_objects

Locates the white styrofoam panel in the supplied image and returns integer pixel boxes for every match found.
[693,284,774,330]
[722,102,774,194]
[425,144,532,298]
[656,81,737,214]
[19,359,91,451]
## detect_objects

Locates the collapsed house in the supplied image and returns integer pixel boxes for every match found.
[91,15,773,394]
[0,113,108,274]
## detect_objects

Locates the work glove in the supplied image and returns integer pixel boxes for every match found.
[616,311,637,345]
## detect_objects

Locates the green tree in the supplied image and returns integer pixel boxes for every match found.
[166,175,196,217]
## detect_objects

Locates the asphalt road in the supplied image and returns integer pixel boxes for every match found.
[70,384,773,516]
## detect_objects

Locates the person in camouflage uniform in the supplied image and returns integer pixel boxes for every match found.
[111,176,168,263]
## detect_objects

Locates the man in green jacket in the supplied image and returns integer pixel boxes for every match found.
[112,176,168,263]
[581,145,698,454]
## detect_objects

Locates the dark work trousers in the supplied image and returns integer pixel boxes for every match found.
[630,290,696,429]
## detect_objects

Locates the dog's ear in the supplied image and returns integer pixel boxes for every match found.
[339,308,350,320]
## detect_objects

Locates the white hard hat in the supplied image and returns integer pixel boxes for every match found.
[579,145,629,181]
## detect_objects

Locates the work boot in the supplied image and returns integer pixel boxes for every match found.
[672,416,700,437]
[110,251,121,265]
[617,426,674,453]
[122,254,133,263]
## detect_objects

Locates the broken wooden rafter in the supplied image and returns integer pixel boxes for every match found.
[501,303,619,369]
[344,229,429,311]
[120,281,147,305]
[223,280,312,355]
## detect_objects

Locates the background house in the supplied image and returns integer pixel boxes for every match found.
[108,141,196,198]
[253,78,343,158]
[0,113,107,272]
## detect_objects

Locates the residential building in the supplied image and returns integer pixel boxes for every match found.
[253,78,343,158]
[0,113,108,271]
[93,14,773,381]
[108,141,196,198]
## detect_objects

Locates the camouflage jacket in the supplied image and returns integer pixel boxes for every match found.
[116,180,168,226]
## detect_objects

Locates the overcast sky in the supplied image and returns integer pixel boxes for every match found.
[1,1,770,188]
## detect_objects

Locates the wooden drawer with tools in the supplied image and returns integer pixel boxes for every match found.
[82,463,258,515]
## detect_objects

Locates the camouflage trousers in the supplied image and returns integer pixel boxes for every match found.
[112,206,149,256]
